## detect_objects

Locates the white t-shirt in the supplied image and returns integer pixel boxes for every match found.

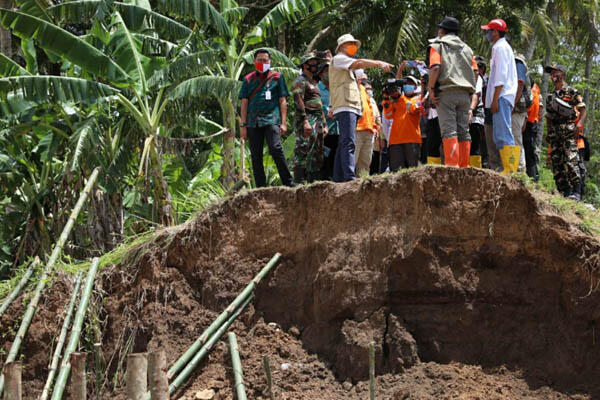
[331,53,361,116]
[486,37,518,108]
[472,76,485,125]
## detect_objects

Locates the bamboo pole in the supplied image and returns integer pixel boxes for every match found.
[40,272,84,400]
[263,356,273,400]
[148,351,168,400]
[126,353,147,400]
[50,258,100,400]
[167,254,281,380]
[0,259,38,317]
[369,342,375,400]
[0,167,100,396]
[168,294,254,396]
[228,333,247,400]
[70,352,87,400]
[2,361,21,400]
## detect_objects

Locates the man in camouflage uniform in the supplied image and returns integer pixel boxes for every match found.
[545,64,587,200]
[292,52,329,183]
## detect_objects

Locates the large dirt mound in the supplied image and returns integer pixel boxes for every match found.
[2,167,600,399]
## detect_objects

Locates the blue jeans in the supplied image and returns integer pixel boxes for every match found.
[333,111,358,182]
[492,97,515,150]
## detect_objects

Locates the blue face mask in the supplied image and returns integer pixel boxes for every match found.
[486,30,494,43]
[403,85,415,94]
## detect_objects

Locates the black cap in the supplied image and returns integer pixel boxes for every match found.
[474,55,486,64]
[439,16,459,32]
[544,64,566,74]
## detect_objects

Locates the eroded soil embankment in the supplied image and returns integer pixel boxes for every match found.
[2,167,599,399]
[163,167,600,394]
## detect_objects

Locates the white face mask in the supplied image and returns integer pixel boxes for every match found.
[367,90,374,97]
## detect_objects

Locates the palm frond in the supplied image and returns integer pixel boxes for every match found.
[156,0,232,38]
[245,0,338,44]
[48,1,192,41]
[0,76,119,106]
[168,76,241,102]
[148,50,219,88]
[222,6,248,24]
[392,10,421,62]
[70,119,97,171]
[109,11,148,92]
[0,9,132,84]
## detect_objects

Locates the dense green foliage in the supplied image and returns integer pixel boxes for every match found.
[0,0,599,275]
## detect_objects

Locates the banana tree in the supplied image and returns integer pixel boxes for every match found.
[0,0,229,226]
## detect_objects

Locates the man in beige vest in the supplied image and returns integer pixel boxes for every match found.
[427,17,477,168]
[329,34,393,182]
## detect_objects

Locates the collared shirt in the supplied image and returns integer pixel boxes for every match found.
[332,53,361,116]
[385,95,422,145]
[239,71,290,128]
[485,38,518,108]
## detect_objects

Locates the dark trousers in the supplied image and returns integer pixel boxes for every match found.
[469,123,484,155]
[371,141,389,174]
[523,121,539,181]
[248,125,293,187]
[321,134,339,180]
[426,117,442,158]
[333,111,358,182]
[420,137,428,164]
[389,143,420,171]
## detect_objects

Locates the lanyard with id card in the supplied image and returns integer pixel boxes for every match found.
[265,89,272,100]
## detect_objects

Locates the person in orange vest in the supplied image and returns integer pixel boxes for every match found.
[383,75,422,171]
[354,70,379,176]
[523,81,542,181]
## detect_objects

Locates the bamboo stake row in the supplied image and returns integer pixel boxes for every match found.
[40,272,84,400]
[0,259,38,317]
[168,294,254,395]
[167,253,282,380]
[0,167,100,396]
[51,257,100,400]
[228,333,247,400]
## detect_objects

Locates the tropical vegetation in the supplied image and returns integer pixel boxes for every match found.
[0,0,600,276]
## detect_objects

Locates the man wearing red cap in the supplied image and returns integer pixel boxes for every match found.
[481,18,520,174]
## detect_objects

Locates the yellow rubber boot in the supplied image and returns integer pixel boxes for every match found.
[469,155,482,168]
[499,145,520,174]
[427,157,442,165]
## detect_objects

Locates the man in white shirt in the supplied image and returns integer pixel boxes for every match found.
[481,18,520,173]
[329,34,393,182]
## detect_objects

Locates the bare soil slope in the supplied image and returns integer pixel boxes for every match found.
[2,167,599,399]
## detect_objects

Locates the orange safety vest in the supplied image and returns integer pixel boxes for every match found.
[356,85,376,133]
[386,95,422,145]
[527,83,541,124]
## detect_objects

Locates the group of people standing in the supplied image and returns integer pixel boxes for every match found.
[238,16,589,201]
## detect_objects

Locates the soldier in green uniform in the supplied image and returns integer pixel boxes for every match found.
[292,52,329,183]
[544,64,587,200]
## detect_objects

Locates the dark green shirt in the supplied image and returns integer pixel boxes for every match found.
[239,71,290,128]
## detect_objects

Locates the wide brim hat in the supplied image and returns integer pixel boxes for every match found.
[336,33,362,53]
[544,64,566,74]
[439,16,459,32]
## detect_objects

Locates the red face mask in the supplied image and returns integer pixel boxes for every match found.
[254,61,270,73]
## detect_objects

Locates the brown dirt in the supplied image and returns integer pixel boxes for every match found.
[2,167,600,399]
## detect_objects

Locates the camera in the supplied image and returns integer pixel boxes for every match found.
[383,78,407,96]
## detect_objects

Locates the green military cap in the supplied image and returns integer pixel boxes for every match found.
[299,51,320,66]
[544,64,567,74]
